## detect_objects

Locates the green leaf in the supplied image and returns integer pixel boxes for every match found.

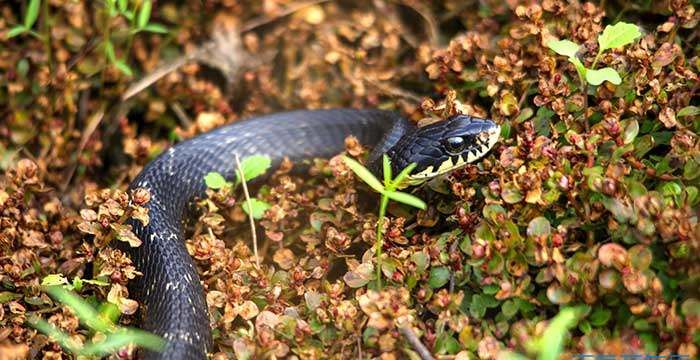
[204,172,228,189]
[585,67,621,85]
[382,154,392,184]
[79,329,165,356]
[393,162,417,186]
[45,286,112,333]
[598,22,642,52]
[434,332,460,355]
[42,274,69,287]
[29,319,81,353]
[104,41,116,62]
[677,105,700,117]
[25,0,41,29]
[533,306,584,360]
[142,23,168,34]
[568,57,587,80]
[137,0,152,28]
[236,155,272,183]
[428,266,450,288]
[622,119,639,144]
[342,156,384,193]
[502,299,519,319]
[7,26,27,38]
[382,190,426,210]
[117,0,128,13]
[469,294,487,318]
[589,307,612,326]
[113,59,133,77]
[241,198,271,219]
[546,39,580,58]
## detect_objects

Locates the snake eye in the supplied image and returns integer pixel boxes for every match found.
[444,136,465,154]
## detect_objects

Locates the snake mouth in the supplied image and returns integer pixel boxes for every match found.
[406,122,500,183]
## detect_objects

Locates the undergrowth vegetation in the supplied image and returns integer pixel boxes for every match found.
[0,1,698,359]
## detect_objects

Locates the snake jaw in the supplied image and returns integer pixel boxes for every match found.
[403,117,500,184]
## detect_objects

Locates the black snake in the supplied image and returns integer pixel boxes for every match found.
[125,109,499,359]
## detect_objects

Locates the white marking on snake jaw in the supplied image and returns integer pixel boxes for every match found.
[406,125,500,183]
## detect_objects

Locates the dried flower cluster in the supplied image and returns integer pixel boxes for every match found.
[1,0,698,359]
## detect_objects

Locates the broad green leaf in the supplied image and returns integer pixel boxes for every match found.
[7,26,27,38]
[142,23,168,34]
[585,67,621,85]
[25,0,41,29]
[241,198,270,219]
[382,190,426,210]
[137,0,152,28]
[502,299,519,319]
[546,39,580,58]
[598,22,642,52]
[342,156,384,193]
[236,155,272,183]
[677,105,700,117]
[527,217,551,237]
[589,307,612,326]
[622,119,639,144]
[204,172,228,189]
[428,266,450,288]
[113,59,133,77]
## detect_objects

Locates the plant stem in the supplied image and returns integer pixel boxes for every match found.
[375,195,389,289]
[591,50,601,69]
[235,153,260,268]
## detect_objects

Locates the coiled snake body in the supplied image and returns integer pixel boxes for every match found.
[126,109,499,359]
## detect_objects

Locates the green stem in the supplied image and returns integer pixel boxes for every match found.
[375,195,389,290]
[591,50,602,70]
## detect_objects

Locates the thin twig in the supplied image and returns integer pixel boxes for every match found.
[235,153,260,268]
[170,102,193,128]
[121,0,330,101]
[399,326,434,360]
[239,0,331,32]
[121,48,207,101]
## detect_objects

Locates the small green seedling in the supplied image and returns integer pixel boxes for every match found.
[204,154,272,220]
[342,155,426,288]
[527,306,586,360]
[103,0,169,76]
[30,285,165,357]
[547,22,641,86]
[6,0,42,39]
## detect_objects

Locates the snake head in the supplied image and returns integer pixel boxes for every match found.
[387,114,500,185]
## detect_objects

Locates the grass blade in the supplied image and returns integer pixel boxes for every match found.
[383,190,426,210]
[342,156,384,193]
[46,286,112,333]
[382,154,392,184]
[24,0,41,28]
